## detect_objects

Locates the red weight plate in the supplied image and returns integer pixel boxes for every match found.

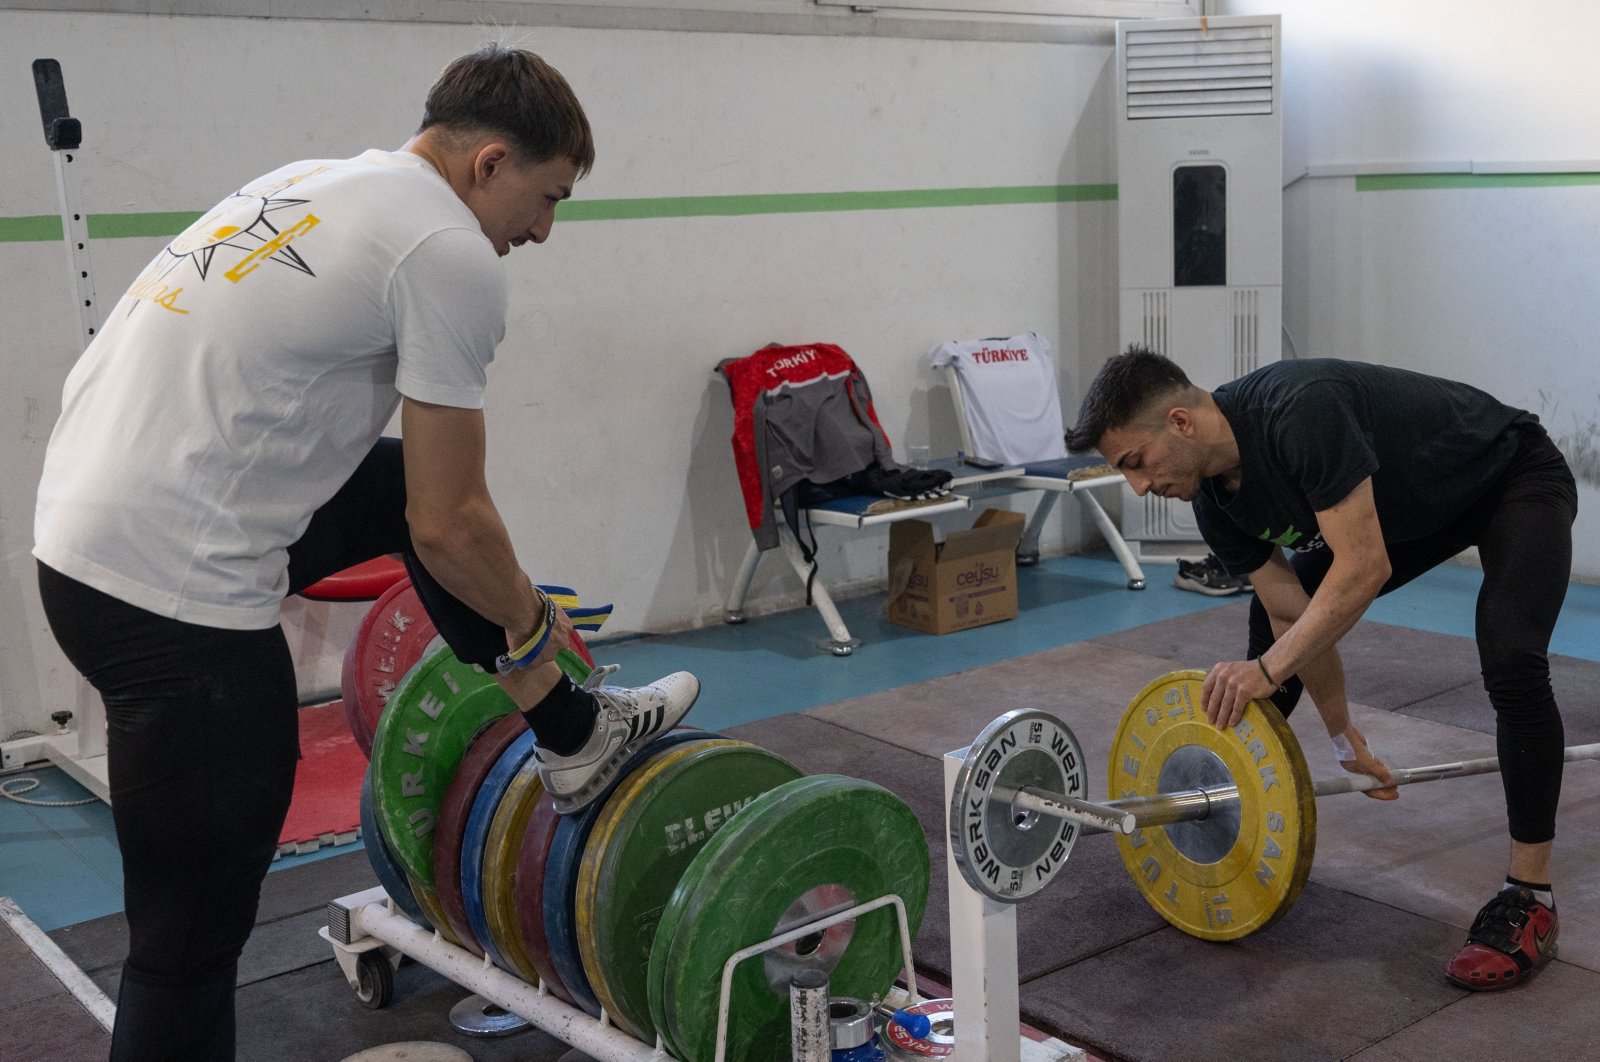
[432,711,528,957]
[342,578,437,757]
[515,791,576,1006]
[566,629,596,670]
[303,555,407,601]
[338,642,372,754]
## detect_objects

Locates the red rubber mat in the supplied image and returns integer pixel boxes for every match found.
[277,701,366,853]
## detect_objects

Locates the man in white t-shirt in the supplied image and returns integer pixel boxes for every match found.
[33,46,697,1061]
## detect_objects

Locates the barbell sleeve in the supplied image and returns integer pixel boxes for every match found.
[1104,783,1240,830]
[1000,787,1137,835]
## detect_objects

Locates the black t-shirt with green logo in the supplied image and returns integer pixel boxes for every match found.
[1194,359,1539,576]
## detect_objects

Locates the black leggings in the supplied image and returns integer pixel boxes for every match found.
[37,438,499,1061]
[1249,430,1577,844]
[288,437,503,669]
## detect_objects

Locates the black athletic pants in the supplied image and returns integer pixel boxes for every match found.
[36,438,500,1061]
[1248,429,1578,844]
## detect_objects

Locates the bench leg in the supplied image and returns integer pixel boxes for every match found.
[775,525,858,656]
[724,539,763,623]
[1018,491,1060,566]
[1075,489,1147,590]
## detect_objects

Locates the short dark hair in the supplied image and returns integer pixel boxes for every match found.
[1065,344,1197,453]
[420,45,595,176]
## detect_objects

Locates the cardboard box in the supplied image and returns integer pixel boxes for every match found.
[886,509,1024,634]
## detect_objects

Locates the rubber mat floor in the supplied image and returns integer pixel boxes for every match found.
[796,607,1600,1061]
[23,597,1600,1061]
[0,899,111,1060]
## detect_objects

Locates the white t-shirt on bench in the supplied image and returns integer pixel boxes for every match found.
[929,332,1069,466]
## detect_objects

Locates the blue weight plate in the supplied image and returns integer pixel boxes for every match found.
[542,729,721,1018]
[359,767,431,928]
[460,728,541,973]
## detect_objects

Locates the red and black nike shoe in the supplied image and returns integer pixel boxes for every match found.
[1445,887,1558,990]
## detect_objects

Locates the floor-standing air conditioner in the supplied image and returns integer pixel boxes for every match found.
[1115,13,1282,557]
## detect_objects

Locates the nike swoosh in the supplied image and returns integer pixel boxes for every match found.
[1534,923,1556,958]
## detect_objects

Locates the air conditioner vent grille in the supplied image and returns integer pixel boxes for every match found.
[1125,24,1274,120]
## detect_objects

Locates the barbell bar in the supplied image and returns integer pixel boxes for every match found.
[999,740,1600,837]
[950,670,1600,941]
[1313,743,1600,795]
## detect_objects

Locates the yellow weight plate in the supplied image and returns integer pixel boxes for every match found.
[408,876,464,949]
[481,758,547,985]
[1108,669,1316,941]
[575,738,749,1040]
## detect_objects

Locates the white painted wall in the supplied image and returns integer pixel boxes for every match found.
[0,10,1120,735]
[1218,0,1600,574]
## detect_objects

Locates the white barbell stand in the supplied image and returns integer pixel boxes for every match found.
[943,752,1085,1062]
[1,59,110,802]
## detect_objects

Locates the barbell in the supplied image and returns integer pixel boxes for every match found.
[950,669,1600,941]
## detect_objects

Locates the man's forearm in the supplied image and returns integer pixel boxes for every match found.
[410,496,542,640]
[1262,601,1352,738]
[1260,561,1379,700]
[1295,646,1352,737]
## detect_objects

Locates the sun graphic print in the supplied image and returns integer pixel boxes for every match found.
[124,166,327,317]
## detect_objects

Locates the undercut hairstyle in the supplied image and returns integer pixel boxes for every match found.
[1065,345,1200,454]
[420,45,595,176]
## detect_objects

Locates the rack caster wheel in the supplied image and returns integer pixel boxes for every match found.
[354,950,395,1010]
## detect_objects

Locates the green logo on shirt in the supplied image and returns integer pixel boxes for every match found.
[1259,525,1303,548]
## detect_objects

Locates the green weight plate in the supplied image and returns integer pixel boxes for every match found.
[545,731,725,1019]
[566,739,741,1030]
[482,758,547,985]
[648,775,931,1062]
[369,639,515,889]
[576,741,802,1042]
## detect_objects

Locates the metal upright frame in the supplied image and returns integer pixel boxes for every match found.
[1,59,110,802]
[322,886,925,1060]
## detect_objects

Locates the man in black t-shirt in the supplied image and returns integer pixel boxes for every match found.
[1068,347,1578,992]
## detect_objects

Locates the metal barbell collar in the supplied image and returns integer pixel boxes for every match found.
[1000,741,1600,836]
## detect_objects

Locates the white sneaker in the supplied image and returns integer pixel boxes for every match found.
[534,665,701,814]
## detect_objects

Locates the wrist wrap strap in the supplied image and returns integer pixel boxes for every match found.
[534,584,614,633]
[495,588,556,675]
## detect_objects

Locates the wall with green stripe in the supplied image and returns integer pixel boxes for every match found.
[0,184,1117,244]
[20,169,1600,245]
[0,8,1123,734]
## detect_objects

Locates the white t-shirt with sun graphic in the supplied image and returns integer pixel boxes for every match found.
[34,149,506,629]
